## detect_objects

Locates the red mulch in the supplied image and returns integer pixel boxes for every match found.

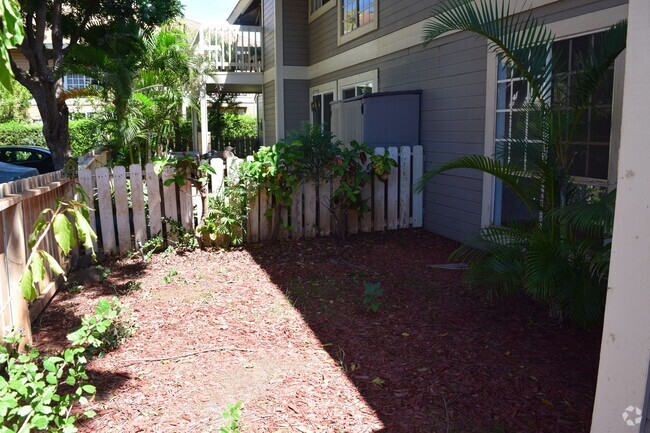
[32,229,602,433]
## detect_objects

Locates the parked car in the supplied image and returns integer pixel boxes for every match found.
[0,146,55,174]
[0,161,39,183]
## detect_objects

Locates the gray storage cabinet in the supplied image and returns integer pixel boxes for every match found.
[330,91,421,148]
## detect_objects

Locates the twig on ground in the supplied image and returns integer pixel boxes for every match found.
[120,346,254,365]
[442,393,450,433]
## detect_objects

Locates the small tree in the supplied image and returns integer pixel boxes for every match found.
[9,0,182,169]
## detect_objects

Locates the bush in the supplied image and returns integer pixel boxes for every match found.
[221,113,257,140]
[0,121,45,147]
[69,119,105,157]
[0,119,105,157]
[0,298,130,432]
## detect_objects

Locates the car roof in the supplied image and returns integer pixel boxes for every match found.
[0,145,51,153]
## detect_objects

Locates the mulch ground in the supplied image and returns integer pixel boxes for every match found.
[32,229,602,433]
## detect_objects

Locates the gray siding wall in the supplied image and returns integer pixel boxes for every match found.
[264,81,276,145]
[284,80,310,133]
[283,1,309,66]
[263,0,275,70]
[306,0,628,242]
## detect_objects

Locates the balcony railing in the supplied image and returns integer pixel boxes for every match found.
[199,25,262,73]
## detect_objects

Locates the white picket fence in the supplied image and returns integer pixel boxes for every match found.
[78,145,423,255]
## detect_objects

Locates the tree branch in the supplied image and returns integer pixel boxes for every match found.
[52,0,64,69]
[68,6,97,48]
[120,346,254,365]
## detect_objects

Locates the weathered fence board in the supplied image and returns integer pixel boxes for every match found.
[400,146,411,228]
[412,145,424,228]
[248,192,260,243]
[386,147,399,230]
[373,147,386,232]
[304,182,317,238]
[319,180,331,237]
[129,165,147,246]
[96,167,117,255]
[179,181,193,232]
[145,164,163,238]
[78,169,98,253]
[290,186,303,239]
[0,171,71,345]
[113,166,132,255]
[210,158,224,196]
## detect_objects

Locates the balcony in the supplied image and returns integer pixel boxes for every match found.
[198,25,263,93]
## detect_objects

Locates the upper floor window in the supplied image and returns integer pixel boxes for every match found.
[311,0,331,13]
[338,0,377,45]
[342,0,375,34]
[310,0,336,22]
[63,74,93,91]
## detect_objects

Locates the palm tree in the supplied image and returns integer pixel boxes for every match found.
[419,0,626,326]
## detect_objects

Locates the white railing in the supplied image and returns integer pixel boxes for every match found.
[199,25,262,73]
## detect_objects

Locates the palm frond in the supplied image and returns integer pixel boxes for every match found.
[423,0,555,101]
[416,154,537,217]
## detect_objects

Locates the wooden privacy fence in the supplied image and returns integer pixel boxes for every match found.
[246,145,424,242]
[0,171,71,344]
[214,137,260,157]
[79,145,423,254]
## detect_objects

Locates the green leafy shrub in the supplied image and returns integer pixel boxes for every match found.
[69,119,105,157]
[220,402,242,433]
[0,79,31,123]
[330,141,396,241]
[0,121,45,147]
[20,197,97,302]
[0,298,129,432]
[0,120,105,157]
[363,282,384,313]
[221,113,257,140]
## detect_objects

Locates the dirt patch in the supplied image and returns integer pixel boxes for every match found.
[32,229,602,432]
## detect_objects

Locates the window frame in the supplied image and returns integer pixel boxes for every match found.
[63,74,93,91]
[309,81,337,132]
[309,0,336,23]
[481,6,627,227]
[337,70,378,100]
[337,0,378,46]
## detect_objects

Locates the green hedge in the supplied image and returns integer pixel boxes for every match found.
[0,120,105,157]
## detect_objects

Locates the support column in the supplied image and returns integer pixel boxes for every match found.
[191,107,198,153]
[200,82,209,155]
[591,1,650,431]
[274,0,285,142]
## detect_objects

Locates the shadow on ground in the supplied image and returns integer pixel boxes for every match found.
[245,229,603,433]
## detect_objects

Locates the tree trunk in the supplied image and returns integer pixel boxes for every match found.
[30,82,71,170]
